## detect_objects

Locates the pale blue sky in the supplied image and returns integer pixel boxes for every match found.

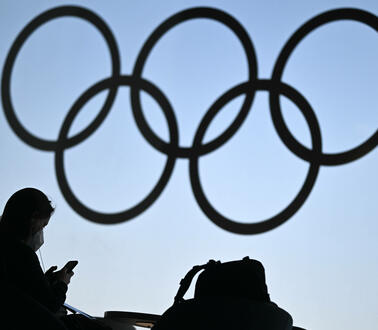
[0,1,377,329]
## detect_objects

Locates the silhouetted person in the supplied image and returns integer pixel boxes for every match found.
[0,188,111,330]
[153,257,294,330]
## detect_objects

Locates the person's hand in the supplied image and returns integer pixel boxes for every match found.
[54,266,75,285]
[45,266,58,283]
[45,265,58,276]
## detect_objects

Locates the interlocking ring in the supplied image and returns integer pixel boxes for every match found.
[2,6,377,234]
[190,79,321,234]
[55,75,177,223]
[271,8,378,166]
[1,6,120,151]
[131,7,258,158]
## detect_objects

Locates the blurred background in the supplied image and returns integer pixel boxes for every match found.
[0,1,377,329]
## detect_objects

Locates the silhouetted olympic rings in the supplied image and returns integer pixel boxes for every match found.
[1,6,377,233]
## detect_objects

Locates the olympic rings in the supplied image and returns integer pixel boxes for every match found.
[1,6,377,233]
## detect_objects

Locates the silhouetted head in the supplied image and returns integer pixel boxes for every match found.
[0,188,54,243]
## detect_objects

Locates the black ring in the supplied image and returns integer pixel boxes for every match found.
[190,79,321,234]
[55,75,178,224]
[1,6,120,151]
[131,7,258,158]
[271,8,378,166]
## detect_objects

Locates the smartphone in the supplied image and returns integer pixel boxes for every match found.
[63,260,78,272]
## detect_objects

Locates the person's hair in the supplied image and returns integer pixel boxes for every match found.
[0,188,54,240]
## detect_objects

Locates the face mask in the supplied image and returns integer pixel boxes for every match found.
[26,229,44,252]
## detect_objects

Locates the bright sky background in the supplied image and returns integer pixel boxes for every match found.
[0,1,377,329]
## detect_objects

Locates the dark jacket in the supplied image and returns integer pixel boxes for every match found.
[0,234,67,313]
